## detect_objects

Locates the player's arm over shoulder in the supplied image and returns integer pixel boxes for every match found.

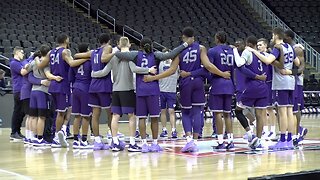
[62,49,89,67]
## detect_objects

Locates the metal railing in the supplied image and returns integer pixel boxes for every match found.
[73,0,90,16]
[96,9,116,33]
[153,41,167,51]
[123,25,144,42]
[246,0,320,72]
[0,55,10,70]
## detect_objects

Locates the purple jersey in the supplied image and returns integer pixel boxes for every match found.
[69,60,91,92]
[135,51,160,96]
[178,42,202,86]
[242,53,268,98]
[49,47,70,94]
[9,58,24,93]
[208,44,235,95]
[89,47,112,93]
[20,57,33,100]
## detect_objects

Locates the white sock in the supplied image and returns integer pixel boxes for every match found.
[62,125,67,134]
[263,126,269,134]
[162,127,167,131]
[218,134,224,145]
[172,128,176,132]
[227,133,233,144]
[153,139,158,144]
[95,136,101,143]
[30,131,35,140]
[186,136,193,143]
[130,137,135,146]
[297,133,301,138]
[246,130,253,140]
[250,125,255,132]
[112,137,119,145]
[54,132,59,139]
[271,126,276,133]
[25,129,29,139]
[142,139,147,145]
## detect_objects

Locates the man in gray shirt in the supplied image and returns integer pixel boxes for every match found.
[91,37,156,152]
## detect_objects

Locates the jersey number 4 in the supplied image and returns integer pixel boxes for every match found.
[77,65,84,76]
[183,50,197,63]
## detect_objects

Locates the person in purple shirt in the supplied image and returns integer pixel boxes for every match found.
[9,46,29,141]
[234,36,269,150]
[144,27,231,153]
[74,33,115,150]
[114,37,193,152]
[68,43,92,149]
[37,34,89,148]
[206,31,236,151]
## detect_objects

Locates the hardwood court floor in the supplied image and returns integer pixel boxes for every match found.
[0,115,319,180]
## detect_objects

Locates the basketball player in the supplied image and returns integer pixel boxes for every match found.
[27,45,52,146]
[246,27,300,150]
[36,34,90,148]
[74,33,115,150]
[233,39,267,145]
[22,52,47,144]
[234,36,269,150]
[68,43,93,149]
[284,30,307,145]
[143,27,231,153]
[206,31,236,151]
[159,48,179,139]
[91,37,156,152]
[114,37,194,152]
[257,38,277,141]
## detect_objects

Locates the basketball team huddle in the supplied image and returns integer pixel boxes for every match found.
[10,26,308,153]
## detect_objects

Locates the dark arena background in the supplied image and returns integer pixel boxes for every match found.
[0,0,319,179]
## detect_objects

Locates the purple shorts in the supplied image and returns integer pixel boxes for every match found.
[72,88,92,117]
[179,78,205,109]
[88,92,111,109]
[51,93,70,112]
[241,96,268,109]
[266,82,273,107]
[136,95,160,118]
[209,94,232,113]
[111,91,136,115]
[273,90,294,107]
[160,92,176,109]
[29,91,50,117]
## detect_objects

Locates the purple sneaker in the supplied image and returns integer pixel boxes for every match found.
[79,141,93,149]
[24,138,30,144]
[141,144,150,153]
[135,130,140,138]
[299,126,308,140]
[171,131,178,139]
[33,139,49,147]
[286,140,294,150]
[51,138,61,148]
[226,142,235,151]
[93,141,110,151]
[248,134,256,143]
[215,143,226,152]
[267,132,277,141]
[111,141,125,152]
[73,141,80,149]
[160,130,168,137]
[128,144,142,152]
[149,143,163,152]
[268,141,287,150]
[58,130,69,148]
[181,140,198,153]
